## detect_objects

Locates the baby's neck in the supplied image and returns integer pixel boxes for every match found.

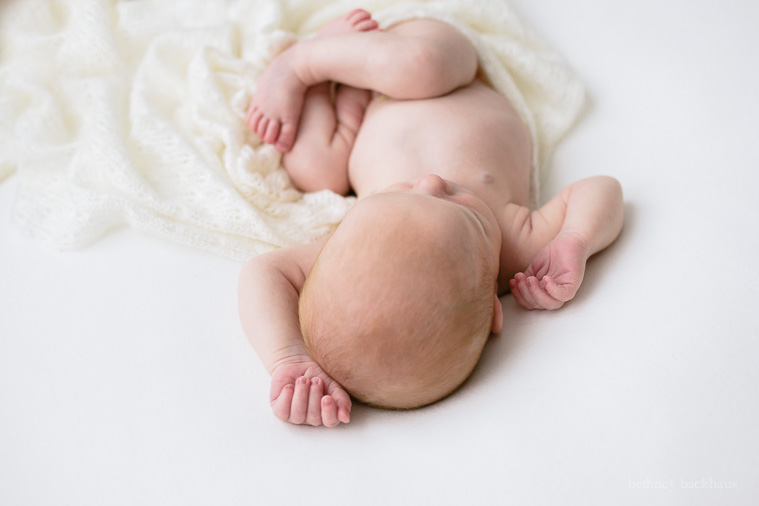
[354,168,524,212]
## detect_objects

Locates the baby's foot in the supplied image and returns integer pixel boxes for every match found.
[247,9,379,153]
[317,8,379,37]
[247,48,307,153]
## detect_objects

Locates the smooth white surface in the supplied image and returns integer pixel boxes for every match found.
[2,0,758,504]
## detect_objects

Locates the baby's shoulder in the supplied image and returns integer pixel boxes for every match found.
[498,203,533,253]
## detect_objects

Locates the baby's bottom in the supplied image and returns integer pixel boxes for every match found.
[281,16,478,195]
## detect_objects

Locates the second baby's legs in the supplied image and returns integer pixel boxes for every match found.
[247,11,478,156]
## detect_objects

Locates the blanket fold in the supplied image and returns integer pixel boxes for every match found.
[0,0,584,260]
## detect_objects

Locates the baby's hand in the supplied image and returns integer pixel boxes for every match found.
[270,358,352,427]
[510,233,588,310]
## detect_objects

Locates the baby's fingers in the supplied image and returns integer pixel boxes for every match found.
[545,276,577,303]
[326,386,352,424]
[526,276,564,310]
[509,277,529,309]
[511,273,539,309]
[305,378,324,426]
[272,384,295,422]
[286,376,311,424]
[321,396,340,427]
[337,400,351,424]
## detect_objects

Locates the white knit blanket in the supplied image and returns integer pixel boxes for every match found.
[0,0,584,260]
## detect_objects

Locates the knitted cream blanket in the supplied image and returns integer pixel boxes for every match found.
[0,0,584,260]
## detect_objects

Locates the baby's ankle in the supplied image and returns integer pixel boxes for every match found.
[275,43,309,89]
[288,40,332,88]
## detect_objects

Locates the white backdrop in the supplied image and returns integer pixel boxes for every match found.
[2,0,758,504]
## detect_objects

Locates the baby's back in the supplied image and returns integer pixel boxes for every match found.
[348,79,533,208]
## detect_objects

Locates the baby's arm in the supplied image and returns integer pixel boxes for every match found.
[506,176,624,309]
[238,241,351,426]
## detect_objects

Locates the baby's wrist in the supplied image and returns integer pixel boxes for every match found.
[556,228,592,259]
[265,344,313,375]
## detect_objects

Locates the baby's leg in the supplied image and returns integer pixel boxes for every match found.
[282,82,371,194]
[248,9,377,154]
[279,10,376,192]
[248,15,477,152]
[302,19,478,99]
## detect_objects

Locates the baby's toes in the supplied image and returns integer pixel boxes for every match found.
[256,117,270,141]
[275,122,297,153]
[348,9,378,31]
[263,118,281,145]
[246,105,257,126]
[248,108,263,132]
[347,9,372,23]
[355,18,379,32]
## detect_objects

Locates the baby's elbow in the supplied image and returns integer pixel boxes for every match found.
[240,256,263,279]
[238,258,258,298]
[599,176,622,198]
[238,255,272,297]
[599,176,624,228]
[587,175,623,207]
[606,177,624,217]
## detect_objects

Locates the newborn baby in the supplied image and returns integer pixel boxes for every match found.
[238,9,623,426]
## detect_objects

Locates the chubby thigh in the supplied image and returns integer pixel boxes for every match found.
[384,18,477,67]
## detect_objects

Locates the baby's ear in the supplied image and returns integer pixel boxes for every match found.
[491,294,503,335]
